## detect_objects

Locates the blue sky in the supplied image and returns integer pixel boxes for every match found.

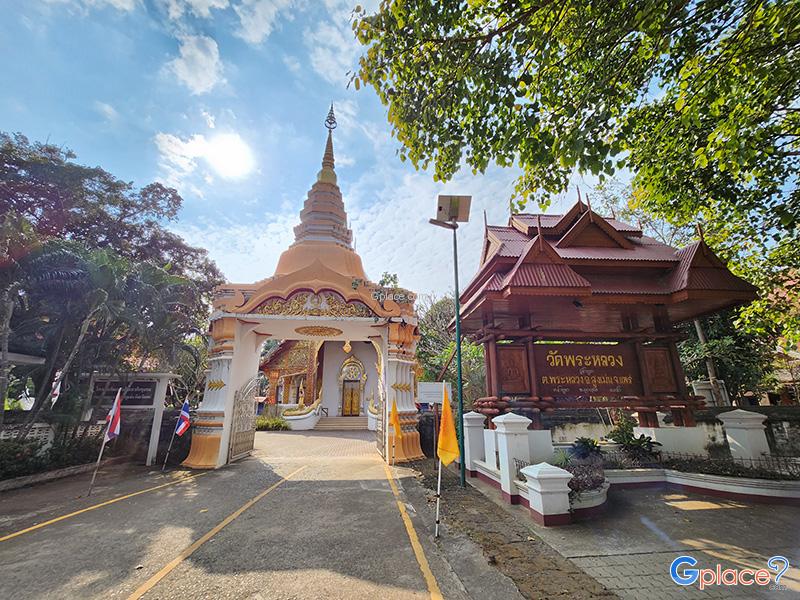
[1,0,596,296]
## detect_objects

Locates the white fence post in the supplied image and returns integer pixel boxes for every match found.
[717,409,770,460]
[462,411,486,477]
[494,412,531,504]
[520,463,574,526]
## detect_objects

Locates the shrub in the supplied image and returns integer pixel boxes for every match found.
[47,436,102,468]
[606,411,637,445]
[570,437,603,460]
[255,416,290,431]
[0,439,46,480]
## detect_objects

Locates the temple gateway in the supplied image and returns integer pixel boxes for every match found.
[183,108,424,468]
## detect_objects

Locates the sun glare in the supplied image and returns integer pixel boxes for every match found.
[203,133,255,179]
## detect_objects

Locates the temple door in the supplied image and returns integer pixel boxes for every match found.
[343,381,360,416]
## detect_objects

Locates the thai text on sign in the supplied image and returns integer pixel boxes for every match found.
[534,343,642,397]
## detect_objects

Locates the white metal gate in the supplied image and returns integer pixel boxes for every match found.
[228,376,258,463]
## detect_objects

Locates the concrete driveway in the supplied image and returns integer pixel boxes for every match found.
[0,431,521,599]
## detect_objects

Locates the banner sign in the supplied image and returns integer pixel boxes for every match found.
[91,379,158,407]
[533,343,642,397]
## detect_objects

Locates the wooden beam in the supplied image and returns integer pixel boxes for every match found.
[477,328,684,341]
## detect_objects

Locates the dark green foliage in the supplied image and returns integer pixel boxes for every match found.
[606,411,662,461]
[0,435,103,480]
[354,1,800,344]
[606,411,637,445]
[570,437,603,460]
[0,439,45,479]
[255,415,290,431]
[679,309,776,402]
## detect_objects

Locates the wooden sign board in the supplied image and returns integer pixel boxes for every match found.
[533,343,642,397]
[642,347,678,393]
[91,379,158,408]
[496,346,531,395]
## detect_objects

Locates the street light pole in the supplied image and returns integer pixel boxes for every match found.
[451,221,466,488]
[429,216,467,488]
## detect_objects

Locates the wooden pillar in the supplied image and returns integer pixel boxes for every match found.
[488,336,500,397]
[526,339,538,397]
[483,341,494,398]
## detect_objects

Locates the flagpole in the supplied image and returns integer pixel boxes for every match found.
[87,435,108,497]
[162,423,178,472]
[434,458,443,538]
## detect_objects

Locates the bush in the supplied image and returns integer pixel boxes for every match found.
[570,437,603,460]
[255,415,290,431]
[606,410,637,444]
[0,439,46,479]
[0,434,107,481]
[47,436,103,468]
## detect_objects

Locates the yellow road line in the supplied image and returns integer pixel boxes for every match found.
[382,462,443,600]
[128,465,308,600]
[0,472,207,543]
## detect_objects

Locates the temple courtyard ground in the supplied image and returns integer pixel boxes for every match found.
[0,431,796,599]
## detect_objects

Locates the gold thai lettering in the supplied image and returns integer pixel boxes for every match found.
[544,349,625,368]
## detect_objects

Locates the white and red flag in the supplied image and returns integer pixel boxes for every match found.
[175,400,191,436]
[104,388,122,443]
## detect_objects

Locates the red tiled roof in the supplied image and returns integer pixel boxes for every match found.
[512,213,643,236]
[666,242,756,294]
[504,263,591,289]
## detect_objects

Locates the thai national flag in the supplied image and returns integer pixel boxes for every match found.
[175,400,191,437]
[104,388,122,443]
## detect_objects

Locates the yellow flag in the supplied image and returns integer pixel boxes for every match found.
[437,385,460,466]
[390,398,403,439]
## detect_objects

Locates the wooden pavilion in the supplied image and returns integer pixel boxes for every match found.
[460,199,757,428]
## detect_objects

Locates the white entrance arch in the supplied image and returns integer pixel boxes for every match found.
[182,108,424,468]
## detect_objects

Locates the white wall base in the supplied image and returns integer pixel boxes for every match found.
[634,426,709,455]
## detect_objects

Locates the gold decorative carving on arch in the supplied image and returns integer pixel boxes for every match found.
[257,291,374,318]
[294,326,343,337]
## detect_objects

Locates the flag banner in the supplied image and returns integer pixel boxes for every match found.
[390,398,403,439]
[104,388,122,443]
[175,400,191,436]
[437,386,460,466]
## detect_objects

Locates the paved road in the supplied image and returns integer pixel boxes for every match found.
[0,431,521,599]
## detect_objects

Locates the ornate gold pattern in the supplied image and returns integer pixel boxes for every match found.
[294,326,343,337]
[207,379,226,391]
[257,291,374,318]
[391,382,412,392]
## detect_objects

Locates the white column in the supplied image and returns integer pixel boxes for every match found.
[717,409,770,460]
[145,374,171,466]
[462,411,486,475]
[493,413,531,503]
[520,463,573,526]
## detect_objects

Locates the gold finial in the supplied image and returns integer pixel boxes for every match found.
[319,104,336,179]
[325,103,337,130]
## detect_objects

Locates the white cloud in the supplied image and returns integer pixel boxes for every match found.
[201,109,216,128]
[282,54,301,73]
[234,0,294,45]
[303,21,359,86]
[168,34,225,95]
[163,0,228,19]
[172,212,298,283]
[93,100,119,121]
